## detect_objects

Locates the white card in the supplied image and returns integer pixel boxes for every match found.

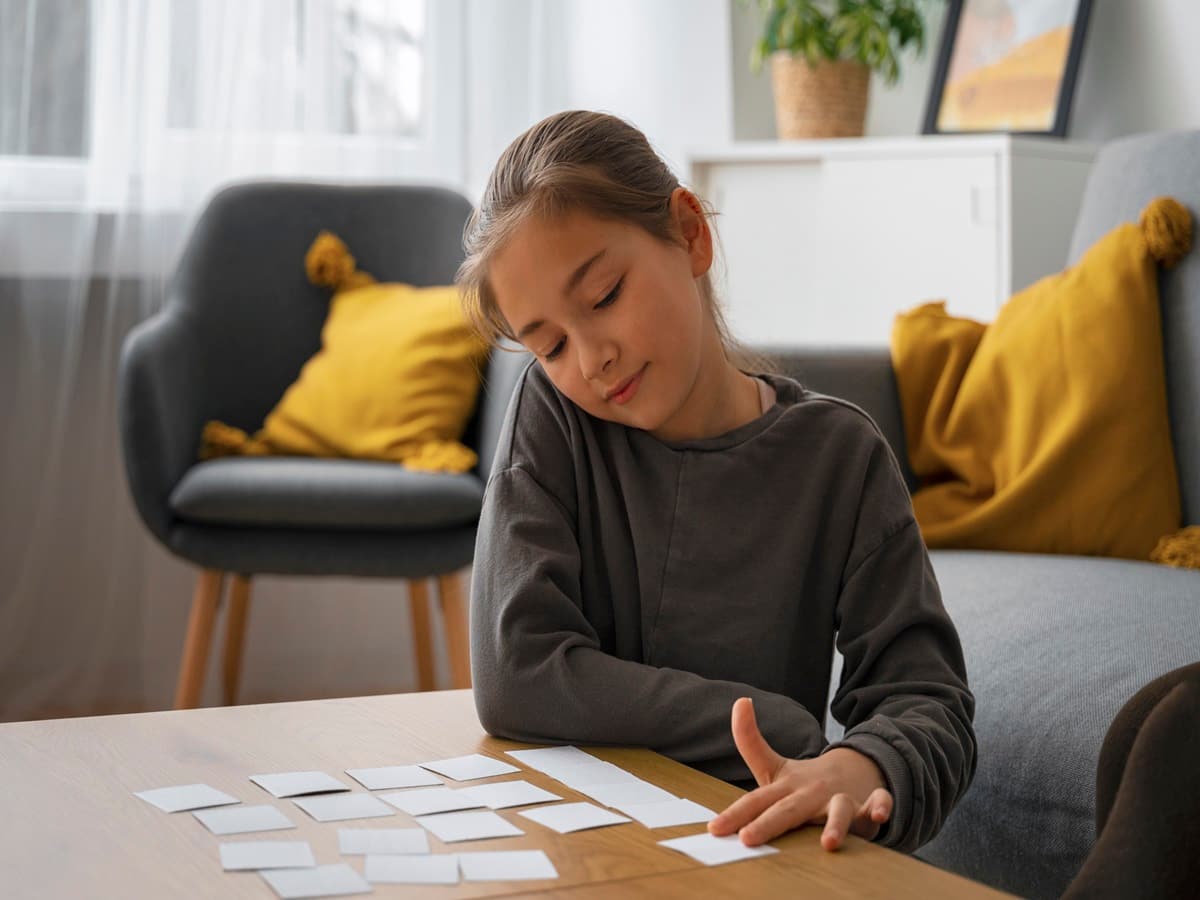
[517,801,631,834]
[458,780,562,809]
[134,783,239,813]
[292,792,395,823]
[577,779,676,808]
[364,854,459,885]
[250,771,349,798]
[260,863,371,898]
[345,765,442,791]
[219,841,316,871]
[379,787,485,816]
[618,798,716,828]
[458,850,558,882]
[194,804,295,836]
[417,754,520,781]
[658,833,780,866]
[338,827,430,855]
[548,762,642,789]
[415,810,525,843]
[505,746,593,771]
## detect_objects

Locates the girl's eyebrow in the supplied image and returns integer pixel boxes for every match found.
[516,248,608,340]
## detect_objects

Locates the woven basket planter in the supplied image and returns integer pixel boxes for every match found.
[770,53,870,139]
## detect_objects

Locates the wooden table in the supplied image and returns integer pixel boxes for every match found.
[0,690,1010,898]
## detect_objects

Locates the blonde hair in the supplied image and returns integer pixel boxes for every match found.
[456,110,772,373]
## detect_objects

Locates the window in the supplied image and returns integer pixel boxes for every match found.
[0,0,90,158]
[0,0,464,211]
[167,0,427,138]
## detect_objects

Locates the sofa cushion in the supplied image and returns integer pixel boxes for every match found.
[1067,131,1200,525]
[199,231,489,474]
[915,549,1200,899]
[170,457,484,530]
[890,197,1188,562]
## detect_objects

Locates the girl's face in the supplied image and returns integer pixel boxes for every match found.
[489,189,728,440]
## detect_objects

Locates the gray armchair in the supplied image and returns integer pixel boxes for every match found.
[761,130,1200,899]
[118,181,530,708]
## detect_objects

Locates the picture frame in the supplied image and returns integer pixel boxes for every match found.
[922,0,1093,137]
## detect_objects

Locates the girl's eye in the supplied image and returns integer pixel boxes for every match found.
[595,277,623,309]
[544,278,623,362]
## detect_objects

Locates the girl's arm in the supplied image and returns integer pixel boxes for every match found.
[470,464,829,783]
[706,426,976,854]
[822,433,977,852]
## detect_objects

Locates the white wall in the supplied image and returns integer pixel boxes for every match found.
[731,0,1200,142]
[1070,0,1200,141]
[465,0,733,200]
[561,0,733,181]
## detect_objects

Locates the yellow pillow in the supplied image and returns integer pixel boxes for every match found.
[891,197,1194,563]
[201,232,488,473]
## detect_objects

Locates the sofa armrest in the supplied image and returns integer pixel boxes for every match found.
[754,345,917,493]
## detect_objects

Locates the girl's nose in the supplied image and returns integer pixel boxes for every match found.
[580,338,618,383]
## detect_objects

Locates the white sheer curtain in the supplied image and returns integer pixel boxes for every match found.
[0,0,566,720]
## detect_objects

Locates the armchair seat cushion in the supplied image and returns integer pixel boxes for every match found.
[169,458,484,530]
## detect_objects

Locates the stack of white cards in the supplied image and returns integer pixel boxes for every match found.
[505,746,719,828]
[133,747,779,897]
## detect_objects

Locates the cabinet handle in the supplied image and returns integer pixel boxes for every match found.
[970,185,996,227]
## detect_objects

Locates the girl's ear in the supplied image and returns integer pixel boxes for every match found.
[671,187,714,278]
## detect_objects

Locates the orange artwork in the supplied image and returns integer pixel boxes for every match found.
[936,0,1082,132]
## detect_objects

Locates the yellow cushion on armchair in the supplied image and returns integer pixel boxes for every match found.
[892,197,1194,563]
[201,232,488,473]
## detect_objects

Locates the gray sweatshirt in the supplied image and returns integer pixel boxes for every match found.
[471,360,976,852]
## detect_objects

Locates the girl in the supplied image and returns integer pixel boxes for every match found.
[455,110,975,854]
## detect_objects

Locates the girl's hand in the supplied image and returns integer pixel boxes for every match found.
[707,697,894,851]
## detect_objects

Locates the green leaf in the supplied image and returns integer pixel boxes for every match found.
[752,0,926,75]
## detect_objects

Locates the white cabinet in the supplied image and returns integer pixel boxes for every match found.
[686,136,1096,346]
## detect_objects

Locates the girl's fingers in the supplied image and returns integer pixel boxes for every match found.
[730,697,785,787]
[708,780,792,836]
[737,788,823,846]
[845,788,894,843]
[864,788,893,825]
[821,793,859,851]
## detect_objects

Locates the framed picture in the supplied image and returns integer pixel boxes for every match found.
[922,0,1093,137]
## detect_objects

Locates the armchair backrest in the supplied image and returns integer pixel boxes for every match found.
[1067,130,1200,525]
[462,345,533,486]
[168,180,475,436]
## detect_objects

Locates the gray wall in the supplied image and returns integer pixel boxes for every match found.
[731,0,1200,142]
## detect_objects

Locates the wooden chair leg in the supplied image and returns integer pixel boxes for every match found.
[175,569,224,709]
[408,578,436,692]
[221,575,252,706]
[438,571,472,690]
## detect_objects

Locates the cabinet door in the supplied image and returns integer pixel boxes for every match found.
[703,154,1000,346]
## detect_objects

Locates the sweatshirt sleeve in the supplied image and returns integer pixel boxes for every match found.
[470,463,830,782]
[822,430,977,853]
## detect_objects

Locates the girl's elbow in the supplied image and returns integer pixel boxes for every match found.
[472,671,527,739]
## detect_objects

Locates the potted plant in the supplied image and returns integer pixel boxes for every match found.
[749,0,928,139]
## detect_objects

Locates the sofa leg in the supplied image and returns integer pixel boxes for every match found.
[408,578,436,692]
[221,575,252,706]
[175,570,224,709]
[438,571,472,690]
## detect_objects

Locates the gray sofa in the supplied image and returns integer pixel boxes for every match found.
[759,131,1200,899]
